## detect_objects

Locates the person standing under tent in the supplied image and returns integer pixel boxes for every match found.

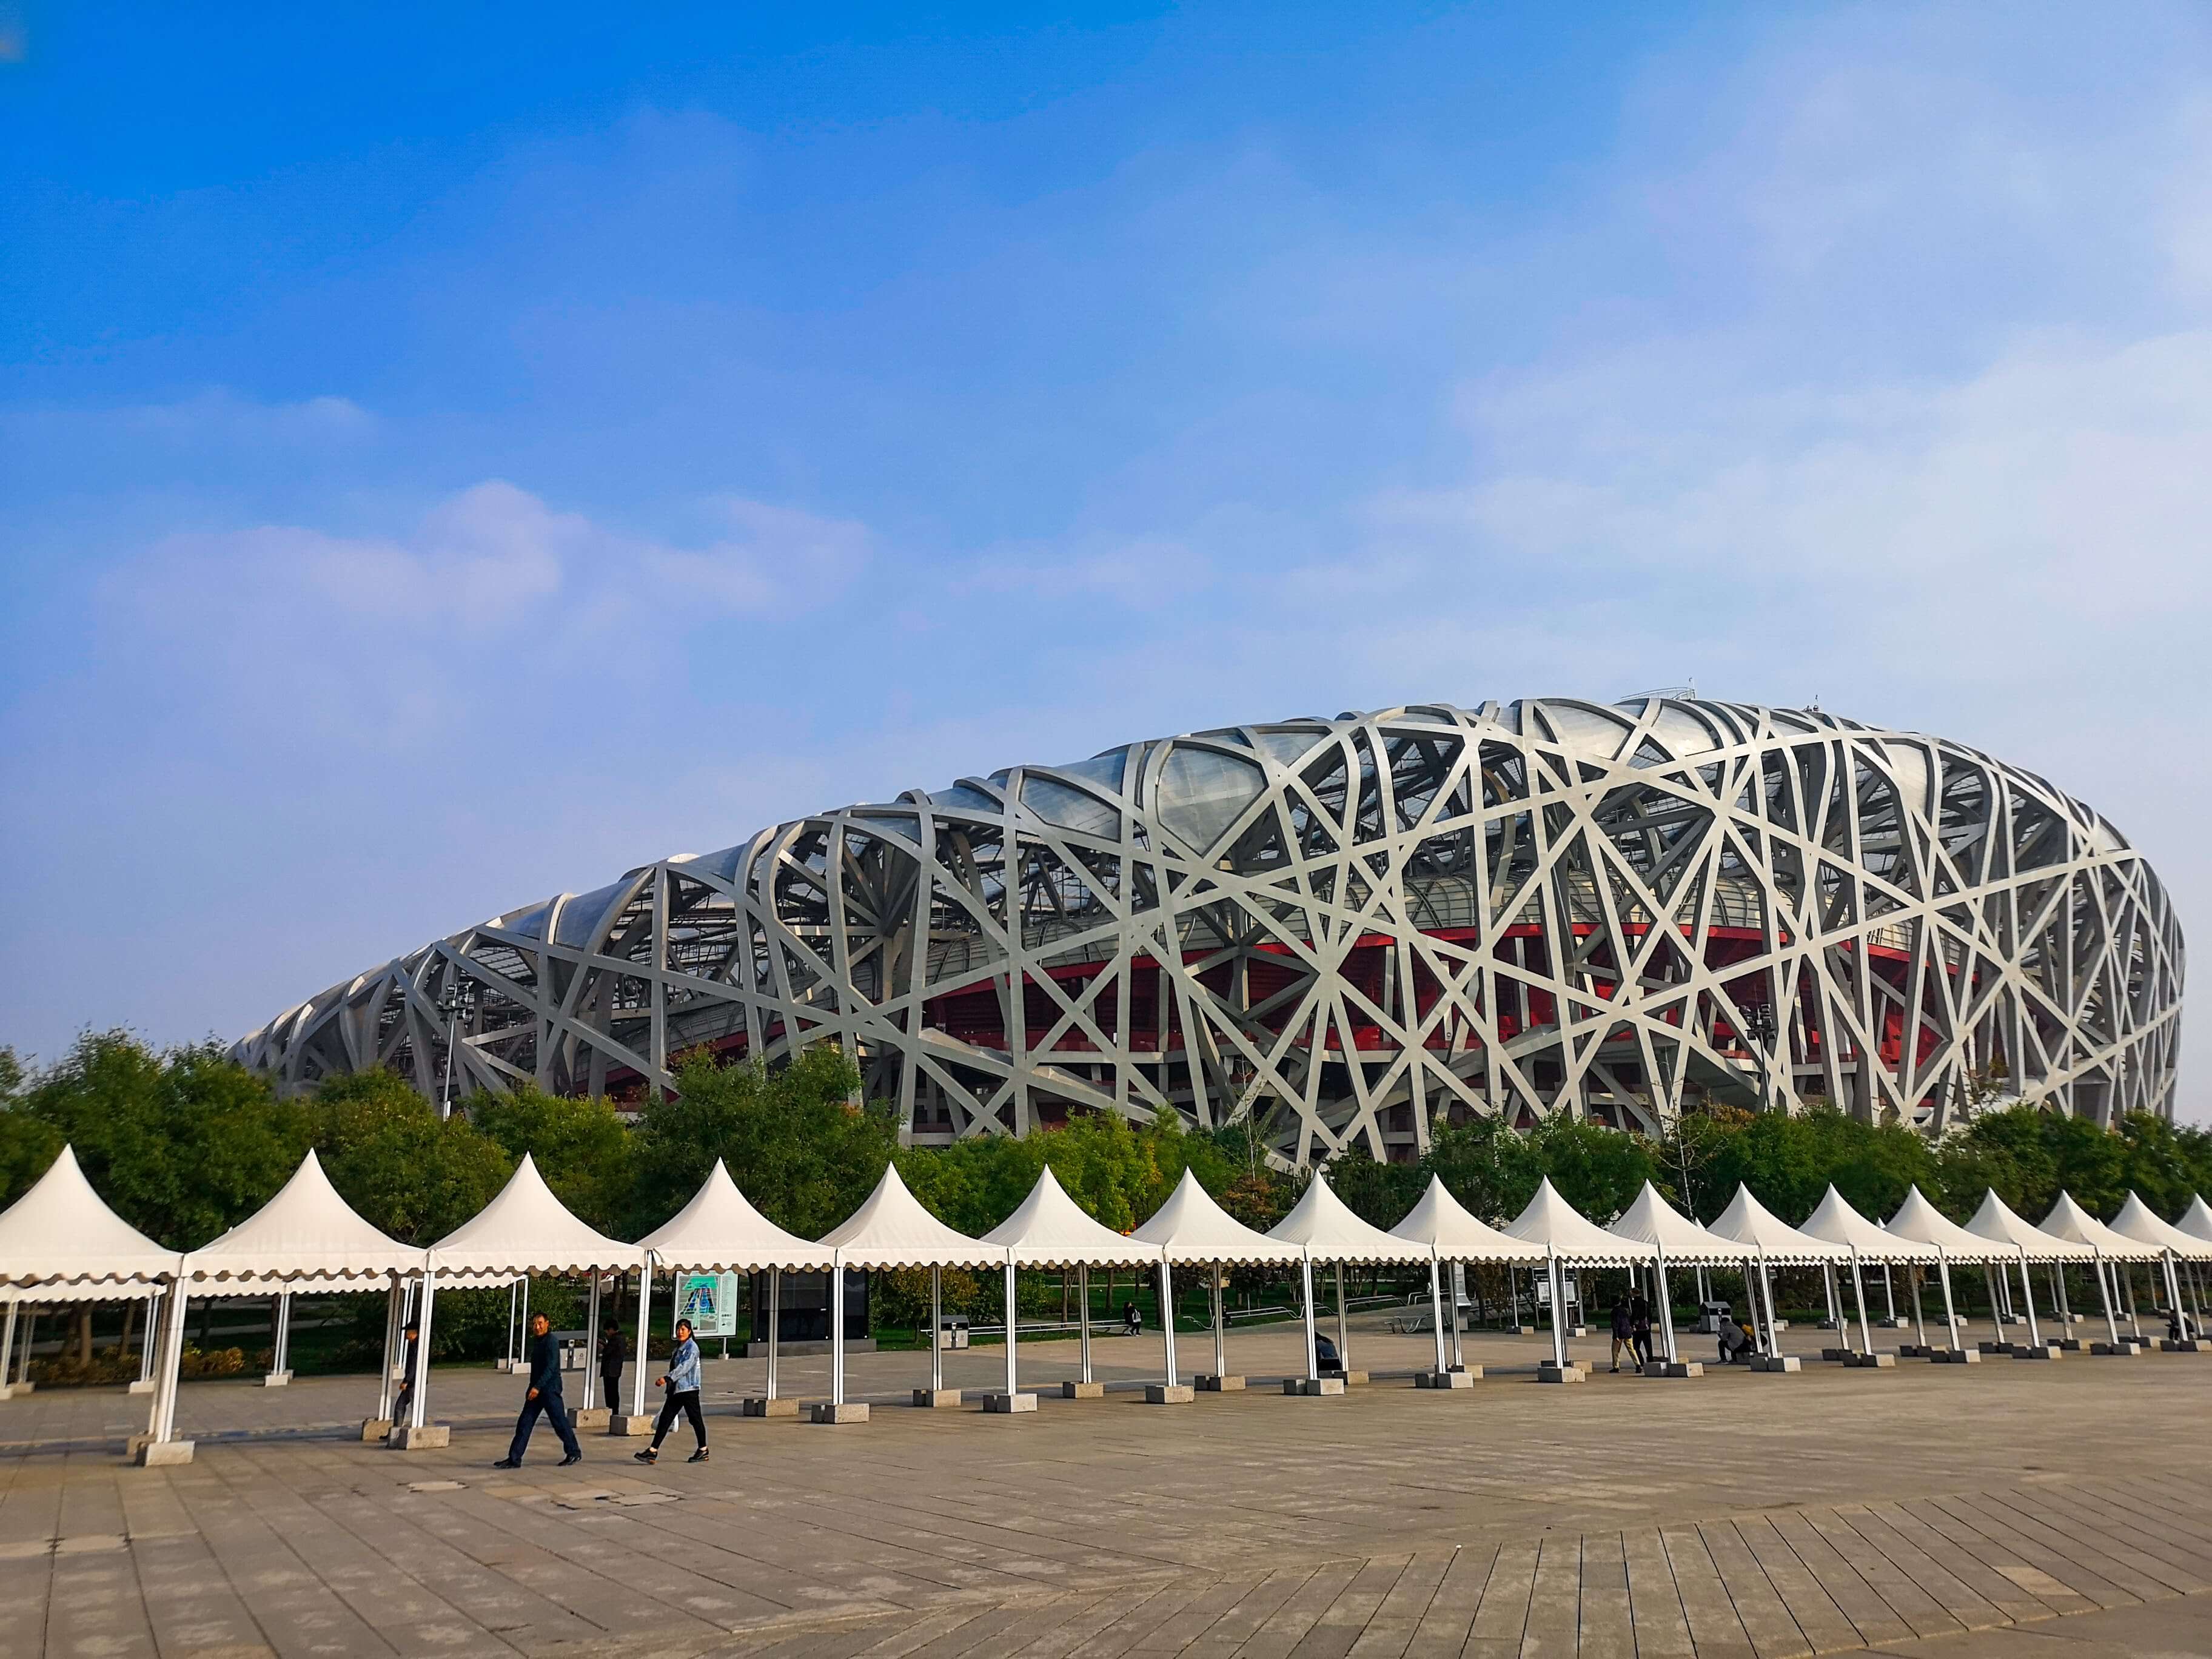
[597,1318,627,1410]
[635,1316,708,1465]
[1609,1294,1636,1373]
[384,1321,420,1439]
[1629,1291,1654,1372]
[1122,1300,1142,1336]
[494,1312,582,1469]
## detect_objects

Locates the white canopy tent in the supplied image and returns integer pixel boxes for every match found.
[815,1165,1004,1420]
[1965,1190,2093,1353]
[981,1166,1159,1401]
[2040,1193,2157,1349]
[2177,1195,2212,1247]
[1389,1176,1546,1375]
[420,1155,647,1444]
[1500,1179,1655,1377]
[1131,1170,1301,1399]
[1711,1185,1848,1370]
[2110,1193,2212,1344]
[1268,1176,1431,1389]
[143,1150,432,1460]
[1800,1186,1937,1353]
[640,1159,834,1416]
[0,1146,178,1410]
[1606,1182,1743,1371]
[1884,1186,2008,1355]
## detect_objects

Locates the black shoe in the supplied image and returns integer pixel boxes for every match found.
[688,1447,709,1463]
[493,1458,521,1469]
[634,1447,657,1464]
[559,1452,583,1466]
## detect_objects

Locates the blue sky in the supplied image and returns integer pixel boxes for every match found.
[5,5,2211,1115]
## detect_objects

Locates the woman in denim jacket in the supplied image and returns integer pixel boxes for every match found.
[635,1317,708,1464]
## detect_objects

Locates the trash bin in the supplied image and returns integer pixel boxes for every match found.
[557,1331,588,1370]
[1694,1301,1732,1335]
[936,1315,970,1350]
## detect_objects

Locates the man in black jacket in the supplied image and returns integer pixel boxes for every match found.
[494,1312,582,1468]
[597,1319,626,1412]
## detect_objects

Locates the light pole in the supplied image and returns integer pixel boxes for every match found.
[438,980,476,1120]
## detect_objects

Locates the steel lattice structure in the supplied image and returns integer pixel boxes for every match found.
[234,698,2183,1159]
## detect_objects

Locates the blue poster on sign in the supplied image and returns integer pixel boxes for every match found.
[677,1272,740,1338]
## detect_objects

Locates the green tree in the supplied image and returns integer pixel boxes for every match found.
[1322,1144,1421,1228]
[312,1070,514,1244]
[468,1082,634,1232]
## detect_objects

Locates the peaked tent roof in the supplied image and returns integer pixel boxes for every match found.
[0,1145,178,1291]
[1882,1185,2011,1261]
[1967,1188,2094,1261]
[641,1159,835,1272]
[1500,1178,1654,1264]
[2040,1193,2159,1262]
[1711,1184,1850,1262]
[1268,1175,1433,1264]
[430,1153,646,1276]
[1607,1181,1749,1264]
[982,1166,1161,1267]
[2178,1195,2212,1245]
[1130,1169,1302,1264]
[1800,1185,1937,1264]
[2111,1192,2212,1261]
[817,1164,1004,1270]
[1389,1176,1547,1262]
[184,1150,424,1285]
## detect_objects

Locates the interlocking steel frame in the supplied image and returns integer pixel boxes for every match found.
[234,699,2183,1159]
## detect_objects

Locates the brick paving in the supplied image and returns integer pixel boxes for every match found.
[1,1317,2208,1658]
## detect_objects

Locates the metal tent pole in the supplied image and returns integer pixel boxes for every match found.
[1333,1262,1349,1372]
[153,1285,192,1443]
[2123,1261,2143,1340]
[271,1292,292,1379]
[1908,1265,1927,1349]
[2016,1252,2042,1348]
[408,1273,437,1429]
[766,1269,781,1399]
[1655,1242,1678,1364]
[1426,1258,1447,1373]
[1822,1264,1840,1332]
[581,1275,602,1410]
[1158,1259,1178,1387]
[1077,1264,1092,1385]
[829,1262,846,1407]
[2092,1248,2119,1346]
[0,1301,15,1396]
[1447,1265,1464,1369]
[930,1266,943,1393]
[1756,1253,1780,1358]
[632,1266,655,1416]
[1882,1265,1896,1324]
[139,1291,162,1385]
[1002,1262,1019,1398]
[375,1277,399,1420]
[1299,1256,1319,1381]
[1212,1266,1227,1378]
[1849,1247,1874,1356]
[1936,1251,1960,1350]
[1547,1250,1567,1370]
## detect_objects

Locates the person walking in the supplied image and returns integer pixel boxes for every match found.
[384,1320,421,1439]
[1630,1292,1654,1372]
[597,1318,627,1412]
[1609,1294,1635,1373]
[635,1316,708,1465]
[494,1311,582,1468]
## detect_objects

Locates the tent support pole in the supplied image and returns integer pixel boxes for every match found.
[766,1269,781,1399]
[1334,1262,1349,1372]
[1002,1262,1018,1398]
[581,1276,602,1410]
[829,1262,846,1406]
[1547,1250,1567,1370]
[2163,1251,2185,1339]
[409,1273,437,1430]
[2051,1262,2068,1323]
[1655,1244,1677,1364]
[153,1285,191,1443]
[929,1267,942,1392]
[1937,1252,1960,1350]
[1882,1264,1895,1324]
[506,1279,518,1370]
[1077,1264,1091,1385]
[632,1267,654,1416]
[1849,1247,1874,1356]
[2093,1249,2119,1346]
[1211,1267,1226,1378]
[1300,1256,1319,1381]
[1427,1259,1447,1373]
[1158,1260,1178,1387]
[1447,1266,1464,1369]
[2016,1252,2042,1348]
[1756,1254,1779,1357]
[0,1301,17,1396]
[375,1278,399,1420]
[1908,1266,1927,1349]
[2123,1261,2143,1339]
[1822,1264,1840,1331]
[272,1292,292,1377]
[138,1292,161,1384]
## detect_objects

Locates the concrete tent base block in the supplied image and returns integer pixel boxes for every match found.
[1648,1361,1703,1378]
[571,1408,610,1431]
[742,1396,801,1417]
[1513,1325,1537,1336]
[2091,1341,2142,1356]
[1771,1319,1790,1330]
[1563,1326,1590,1338]
[1820,1347,1854,1362]
[808,1402,870,1424]
[1897,1344,1931,1357]
[1535,1362,1584,1384]
[1195,1374,1245,1392]
[1818,1319,1842,1330]
[2160,1338,2201,1352]
[359,1418,392,1441]
[2013,1345,2060,1360]
[494,1359,516,1373]
[135,1439,193,1467]
[606,1413,654,1436]
[2052,1338,2083,1351]
[1146,1384,1196,1404]
[1929,1347,1981,1363]
[912,1388,963,1409]
[1749,1355,1800,1373]
[983,1392,1037,1414]
[1059,1381,1104,1399]
[1417,1370,1476,1389]
[1879,1316,1912,1328]
[1845,1352,1897,1368]
[127,1379,156,1396]
[391,1423,449,1449]
[1281,1377,1343,1396]
[1,1382,32,1396]
[1978,1341,2013,1355]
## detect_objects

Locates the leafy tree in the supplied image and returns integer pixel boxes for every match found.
[468,1082,634,1232]
[312,1070,513,1244]
[1322,1144,1421,1228]
[1527,1114,1659,1221]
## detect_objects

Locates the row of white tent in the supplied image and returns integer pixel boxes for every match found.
[4,1140,2211,1461]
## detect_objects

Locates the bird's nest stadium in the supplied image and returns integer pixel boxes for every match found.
[234,699,2183,1162]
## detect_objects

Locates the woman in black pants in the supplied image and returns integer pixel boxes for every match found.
[635,1317,708,1464]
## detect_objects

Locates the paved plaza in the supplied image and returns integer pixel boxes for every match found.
[3,1317,2210,1659]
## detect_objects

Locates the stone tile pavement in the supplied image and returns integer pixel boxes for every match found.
[1,1318,2207,1658]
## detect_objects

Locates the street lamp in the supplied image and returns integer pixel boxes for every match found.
[438,980,477,1120]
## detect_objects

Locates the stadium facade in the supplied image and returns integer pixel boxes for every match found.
[234,699,2184,1162]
